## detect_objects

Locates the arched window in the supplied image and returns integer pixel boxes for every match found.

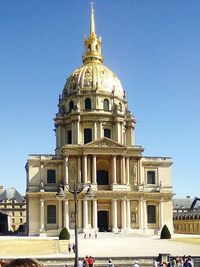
[85,98,91,110]
[84,128,92,144]
[69,101,74,112]
[103,99,109,111]
[119,102,122,111]
[88,44,91,51]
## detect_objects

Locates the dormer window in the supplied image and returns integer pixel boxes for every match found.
[103,99,109,111]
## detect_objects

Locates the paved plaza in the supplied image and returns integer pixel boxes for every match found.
[0,232,200,259]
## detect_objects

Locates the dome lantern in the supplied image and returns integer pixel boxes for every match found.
[82,2,103,64]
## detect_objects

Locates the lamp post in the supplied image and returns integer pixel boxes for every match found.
[56,183,94,267]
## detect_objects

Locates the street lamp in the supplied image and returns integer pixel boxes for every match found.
[56,183,94,267]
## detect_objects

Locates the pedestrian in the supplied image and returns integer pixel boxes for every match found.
[132,260,140,267]
[72,243,76,253]
[88,256,95,267]
[68,243,71,253]
[82,258,87,267]
[78,259,83,267]
[106,258,114,267]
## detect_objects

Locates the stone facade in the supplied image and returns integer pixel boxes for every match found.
[0,186,26,233]
[26,5,173,237]
[173,197,200,234]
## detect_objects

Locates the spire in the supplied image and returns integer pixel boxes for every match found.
[90,1,95,35]
[82,2,103,64]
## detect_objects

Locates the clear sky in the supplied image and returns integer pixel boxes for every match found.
[0,0,200,198]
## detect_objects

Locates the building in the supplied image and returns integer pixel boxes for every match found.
[173,197,200,234]
[26,5,173,237]
[0,186,26,233]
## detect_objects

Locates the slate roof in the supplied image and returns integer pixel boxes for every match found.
[173,198,200,210]
[0,187,25,203]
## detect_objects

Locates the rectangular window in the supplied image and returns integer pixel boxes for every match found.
[47,205,56,224]
[47,169,56,184]
[20,218,23,223]
[104,128,111,138]
[147,205,156,223]
[147,171,156,184]
[67,130,72,144]
[84,128,92,144]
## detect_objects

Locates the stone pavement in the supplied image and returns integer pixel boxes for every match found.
[0,232,200,259]
[75,232,200,258]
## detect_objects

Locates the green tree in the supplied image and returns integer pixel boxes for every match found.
[160,224,171,239]
[59,227,70,240]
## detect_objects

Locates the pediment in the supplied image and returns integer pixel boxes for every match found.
[84,137,124,148]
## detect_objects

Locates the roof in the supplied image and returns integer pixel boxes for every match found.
[173,210,200,220]
[173,198,200,210]
[0,187,25,203]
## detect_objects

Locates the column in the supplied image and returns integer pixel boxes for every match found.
[94,122,97,140]
[117,122,121,143]
[126,199,131,230]
[112,199,118,232]
[121,198,127,230]
[126,157,130,185]
[64,156,69,185]
[121,157,126,184]
[71,121,74,144]
[92,155,97,184]
[78,200,82,228]
[77,120,80,144]
[63,199,69,229]
[143,200,147,230]
[77,157,81,183]
[40,199,45,231]
[99,121,103,138]
[83,199,88,231]
[83,155,87,184]
[112,156,117,184]
[58,200,62,229]
[93,199,98,230]
[159,200,164,229]
[139,199,143,229]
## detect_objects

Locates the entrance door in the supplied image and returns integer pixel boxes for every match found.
[98,211,109,232]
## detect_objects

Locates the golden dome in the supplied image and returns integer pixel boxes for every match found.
[63,62,124,98]
[62,4,125,99]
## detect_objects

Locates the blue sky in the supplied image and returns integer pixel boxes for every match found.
[0,0,200,198]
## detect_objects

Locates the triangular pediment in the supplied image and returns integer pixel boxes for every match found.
[84,137,124,148]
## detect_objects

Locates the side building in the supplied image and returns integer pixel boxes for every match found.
[26,5,173,237]
[0,186,26,234]
[173,197,200,234]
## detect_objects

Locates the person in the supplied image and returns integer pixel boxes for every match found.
[4,258,44,267]
[132,260,140,267]
[68,243,72,253]
[82,258,87,267]
[106,259,114,267]
[0,259,7,267]
[78,259,83,267]
[88,256,95,267]
[72,243,76,253]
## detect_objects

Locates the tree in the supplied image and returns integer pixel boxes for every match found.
[160,224,171,239]
[59,227,70,240]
